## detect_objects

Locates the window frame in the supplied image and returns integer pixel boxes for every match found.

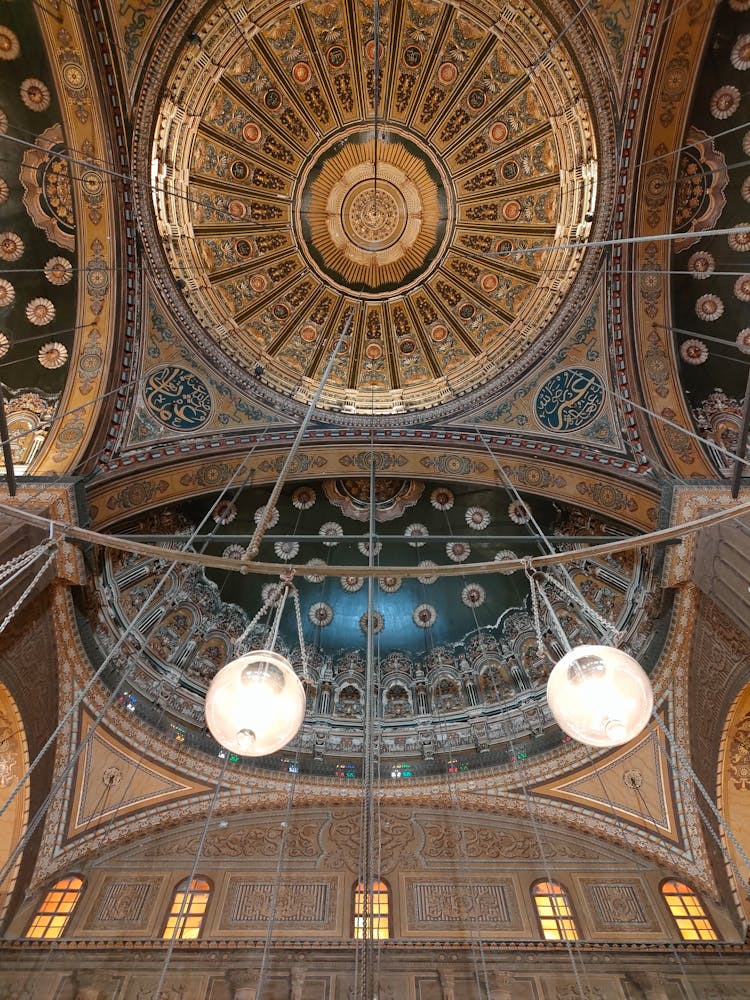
[660,879,718,942]
[25,875,85,940]
[161,876,212,941]
[352,878,391,939]
[531,878,580,941]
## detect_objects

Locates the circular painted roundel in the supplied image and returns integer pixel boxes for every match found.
[143,365,212,430]
[534,368,604,432]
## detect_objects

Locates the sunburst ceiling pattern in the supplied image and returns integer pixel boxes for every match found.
[149,0,599,415]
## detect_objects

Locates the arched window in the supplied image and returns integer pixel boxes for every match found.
[353,879,391,939]
[661,880,717,941]
[162,877,211,940]
[26,876,85,939]
[532,880,579,940]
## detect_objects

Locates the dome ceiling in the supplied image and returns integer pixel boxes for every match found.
[145,0,601,417]
[88,479,667,773]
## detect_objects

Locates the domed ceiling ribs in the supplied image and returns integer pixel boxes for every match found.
[148,0,600,416]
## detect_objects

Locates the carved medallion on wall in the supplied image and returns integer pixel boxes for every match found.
[220,877,337,931]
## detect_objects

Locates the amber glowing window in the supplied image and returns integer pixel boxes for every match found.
[162,878,211,940]
[26,876,84,939]
[661,881,717,941]
[532,880,579,941]
[353,879,391,939]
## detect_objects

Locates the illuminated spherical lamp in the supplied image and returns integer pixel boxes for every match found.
[205,649,306,756]
[546,644,653,748]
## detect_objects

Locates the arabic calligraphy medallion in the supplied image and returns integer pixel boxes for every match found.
[534,367,604,432]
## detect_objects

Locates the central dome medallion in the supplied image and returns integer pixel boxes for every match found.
[146,0,607,417]
[297,129,450,296]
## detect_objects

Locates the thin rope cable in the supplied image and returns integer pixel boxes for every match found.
[0,545,57,638]
[507,726,589,993]
[153,754,230,996]
[245,310,354,558]
[1,489,750,579]
[414,515,493,998]
[64,456,261,864]
[511,577,591,989]
[650,715,750,880]
[256,771,299,999]
[0,539,55,591]
[581,742,691,978]
[600,382,750,471]
[0,444,261,834]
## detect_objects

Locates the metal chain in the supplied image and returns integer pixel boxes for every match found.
[524,561,546,658]
[0,539,54,587]
[542,567,619,640]
[291,585,309,680]
[652,714,750,877]
[693,796,750,897]
[0,544,58,637]
[234,590,281,651]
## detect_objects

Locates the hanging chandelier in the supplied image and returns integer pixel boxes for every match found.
[205,648,306,757]
[205,577,308,756]
[546,644,653,748]
[528,568,654,748]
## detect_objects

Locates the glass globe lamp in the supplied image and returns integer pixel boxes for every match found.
[205,649,306,756]
[546,644,653,748]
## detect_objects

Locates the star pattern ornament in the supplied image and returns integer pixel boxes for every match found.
[222,544,245,560]
[26,298,55,325]
[430,487,455,511]
[461,583,486,608]
[0,233,23,262]
[730,34,750,70]
[274,540,299,561]
[254,504,279,528]
[417,560,438,585]
[695,294,724,321]
[379,575,402,594]
[687,250,715,278]
[680,339,708,365]
[261,582,283,606]
[341,575,364,593]
[44,257,73,285]
[20,78,51,111]
[359,610,384,635]
[358,540,382,558]
[304,558,326,584]
[319,521,343,546]
[710,85,741,119]
[508,500,532,524]
[309,602,334,627]
[212,499,237,525]
[413,603,437,628]
[465,506,490,530]
[446,540,471,563]
[728,226,750,252]
[405,523,429,547]
[292,485,316,510]
[38,341,68,369]
[494,550,519,574]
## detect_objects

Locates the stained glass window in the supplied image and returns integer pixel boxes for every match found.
[532,880,579,941]
[162,877,211,940]
[26,876,84,939]
[353,879,391,939]
[661,880,717,941]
